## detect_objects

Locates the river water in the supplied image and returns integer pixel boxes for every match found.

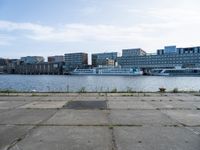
[0,75,200,92]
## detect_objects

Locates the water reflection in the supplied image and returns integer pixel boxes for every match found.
[0,75,199,92]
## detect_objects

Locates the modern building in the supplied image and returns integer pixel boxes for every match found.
[0,58,8,73]
[0,58,8,66]
[177,47,200,54]
[157,49,164,55]
[92,52,118,67]
[64,53,88,71]
[6,59,21,74]
[164,46,177,54]
[118,46,200,69]
[0,58,21,74]
[20,56,44,64]
[122,48,146,57]
[48,55,64,63]
[157,46,177,55]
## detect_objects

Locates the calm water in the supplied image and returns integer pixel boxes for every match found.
[0,75,200,92]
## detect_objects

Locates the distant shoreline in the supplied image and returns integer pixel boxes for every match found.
[0,91,200,96]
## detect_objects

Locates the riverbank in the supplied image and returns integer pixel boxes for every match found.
[1,89,200,95]
[0,93,200,150]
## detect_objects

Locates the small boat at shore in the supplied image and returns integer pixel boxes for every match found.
[70,67,143,76]
[151,68,200,76]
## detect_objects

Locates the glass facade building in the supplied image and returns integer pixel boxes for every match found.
[64,53,88,70]
[118,46,200,68]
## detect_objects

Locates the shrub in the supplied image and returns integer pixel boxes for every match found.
[78,87,86,93]
[111,88,117,93]
[159,87,166,93]
[126,87,133,93]
[173,88,178,93]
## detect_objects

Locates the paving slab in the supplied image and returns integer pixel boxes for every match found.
[108,101,155,109]
[107,93,162,97]
[78,93,100,96]
[38,96,75,101]
[0,125,33,150]
[193,102,200,109]
[162,110,200,126]
[140,96,177,101]
[109,110,178,126]
[20,101,67,109]
[9,126,112,150]
[148,101,175,109]
[191,127,200,134]
[107,96,176,101]
[107,97,141,101]
[114,127,200,150]
[184,127,200,136]
[0,109,57,125]
[172,95,200,102]
[0,109,8,113]
[73,96,106,101]
[64,100,107,109]
[167,101,199,109]
[0,96,42,101]
[149,101,196,110]
[44,109,109,125]
[0,101,29,109]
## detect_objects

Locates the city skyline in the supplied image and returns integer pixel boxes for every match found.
[0,0,200,59]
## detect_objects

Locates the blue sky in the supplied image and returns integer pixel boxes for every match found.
[0,0,200,61]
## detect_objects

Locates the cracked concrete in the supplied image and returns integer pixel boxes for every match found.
[0,93,200,150]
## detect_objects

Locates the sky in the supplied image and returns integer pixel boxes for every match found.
[0,0,200,61]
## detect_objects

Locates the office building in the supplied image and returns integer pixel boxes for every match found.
[122,48,146,57]
[0,58,8,66]
[164,46,177,54]
[92,52,117,67]
[0,59,21,74]
[157,46,177,55]
[0,58,8,73]
[64,52,88,71]
[48,55,64,63]
[118,46,200,69]
[177,47,200,54]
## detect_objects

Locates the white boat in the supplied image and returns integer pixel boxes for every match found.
[70,68,97,75]
[151,68,200,76]
[97,67,143,76]
[70,67,143,76]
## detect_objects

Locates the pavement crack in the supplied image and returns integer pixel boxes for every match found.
[110,127,118,150]
[6,109,59,150]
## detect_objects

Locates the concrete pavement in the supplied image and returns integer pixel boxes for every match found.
[0,93,200,150]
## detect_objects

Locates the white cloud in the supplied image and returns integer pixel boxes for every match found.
[0,20,156,43]
[0,18,200,51]
[0,20,54,36]
[147,8,200,23]
[128,7,200,24]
